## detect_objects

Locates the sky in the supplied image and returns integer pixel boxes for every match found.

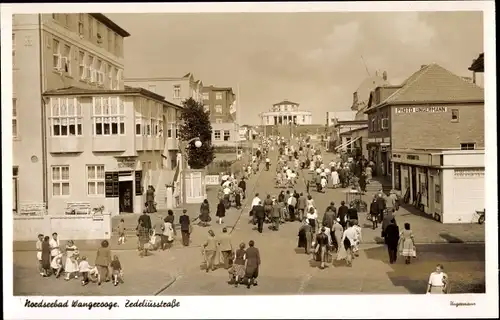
[107,11,484,125]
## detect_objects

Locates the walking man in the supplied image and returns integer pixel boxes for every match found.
[254,201,266,233]
[203,230,218,273]
[218,227,233,269]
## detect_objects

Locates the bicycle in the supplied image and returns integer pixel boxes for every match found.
[472,209,485,225]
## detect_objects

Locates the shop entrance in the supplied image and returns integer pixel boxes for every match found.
[119,181,134,213]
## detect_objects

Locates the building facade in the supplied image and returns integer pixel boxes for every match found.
[202,86,236,123]
[211,122,240,147]
[124,73,204,106]
[365,63,484,223]
[12,13,129,213]
[41,87,182,215]
[468,52,484,87]
[261,100,312,126]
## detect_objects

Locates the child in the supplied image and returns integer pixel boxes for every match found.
[117,219,126,245]
[110,255,123,286]
[88,265,99,283]
[51,253,64,278]
[78,256,91,286]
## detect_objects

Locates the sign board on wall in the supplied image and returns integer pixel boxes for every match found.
[395,106,448,114]
[205,175,220,186]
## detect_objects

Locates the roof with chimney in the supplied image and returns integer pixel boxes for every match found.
[468,53,484,72]
[365,63,484,112]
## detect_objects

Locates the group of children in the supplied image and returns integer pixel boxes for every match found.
[36,233,124,287]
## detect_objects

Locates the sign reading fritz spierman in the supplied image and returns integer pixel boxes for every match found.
[395,106,448,114]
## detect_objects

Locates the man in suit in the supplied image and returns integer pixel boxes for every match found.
[218,227,233,269]
[337,201,349,229]
[179,209,191,247]
[253,201,266,233]
[138,209,152,232]
[347,203,359,225]
[244,240,261,289]
[384,218,400,264]
[376,191,387,223]
[322,206,336,230]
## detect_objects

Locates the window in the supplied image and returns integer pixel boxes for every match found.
[96,59,103,85]
[381,118,389,130]
[88,16,94,40]
[460,143,476,150]
[109,65,115,89]
[173,85,181,99]
[223,130,230,141]
[12,98,18,137]
[78,13,84,36]
[86,54,94,82]
[202,92,209,100]
[203,105,209,112]
[215,105,222,113]
[214,130,221,140]
[52,39,61,71]
[215,92,223,100]
[114,33,119,55]
[92,96,125,136]
[108,29,114,53]
[52,166,70,196]
[115,69,122,90]
[52,13,57,20]
[115,35,123,57]
[63,14,70,27]
[135,98,148,136]
[62,44,71,74]
[78,51,86,80]
[216,118,223,124]
[87,165,105,196]
[96,22,103,45]
[12,33,15,67]
[451,109,459,122]
[50,97,83,136]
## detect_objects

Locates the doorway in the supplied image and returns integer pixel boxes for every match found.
[411,166,417,203]
[429,175,435,213]
[119,181,134,213]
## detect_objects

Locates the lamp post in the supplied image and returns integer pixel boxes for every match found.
[180,137,202,206]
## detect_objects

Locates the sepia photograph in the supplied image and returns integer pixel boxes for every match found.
[2,1,497,319]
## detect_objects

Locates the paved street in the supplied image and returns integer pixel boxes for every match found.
[13,145,486,295]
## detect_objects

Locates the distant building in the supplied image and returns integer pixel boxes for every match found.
[261,100,312,126]
[468,53,484,87]
[325,111,356,127]
[125,73,204,105]
[202,86,236,123]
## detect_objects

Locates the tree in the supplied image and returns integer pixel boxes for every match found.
[178,97,215,169]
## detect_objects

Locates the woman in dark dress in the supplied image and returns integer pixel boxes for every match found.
[230,242,247,287]
[41,236,51,276]
[359,173,367,193]
[216,199,226,225]
[199,199,211,226]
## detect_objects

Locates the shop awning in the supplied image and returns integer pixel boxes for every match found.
[335,136,361,151]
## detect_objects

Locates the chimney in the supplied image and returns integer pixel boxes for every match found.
[382,71,387,81]
[421,64,427,69]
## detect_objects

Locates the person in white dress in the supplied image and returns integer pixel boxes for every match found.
[427,264,448,294]
[64,240,80,280]
[306,195,315,213]
[331,169,340,188]
[320,176,327,192]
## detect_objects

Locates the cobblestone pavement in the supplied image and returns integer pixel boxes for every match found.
[13,143,486,295]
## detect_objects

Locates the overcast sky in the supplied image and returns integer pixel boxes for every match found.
[107,11,483,125]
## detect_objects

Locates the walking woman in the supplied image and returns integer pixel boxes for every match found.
[41,236,51,277]
[216,199,226,225]
[199,199,211,227]
[95,240,112,285]
[398,222,416,264]
[230,242,247,287]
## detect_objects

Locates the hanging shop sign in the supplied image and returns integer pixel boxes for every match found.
[395,106,448,114]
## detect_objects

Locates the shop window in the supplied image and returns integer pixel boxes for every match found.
[460,143,476,150]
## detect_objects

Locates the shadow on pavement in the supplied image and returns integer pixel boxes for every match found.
[399,204,436,221]
[363,243,486,294]
[439,233,465,243]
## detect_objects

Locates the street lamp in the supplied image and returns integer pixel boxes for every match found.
[180,137,202,206]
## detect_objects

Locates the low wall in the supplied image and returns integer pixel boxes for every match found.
[13,213,112,242]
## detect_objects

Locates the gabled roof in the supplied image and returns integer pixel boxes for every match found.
[89,13,130,37]
[273,100,299,106]
[365,63,484,112]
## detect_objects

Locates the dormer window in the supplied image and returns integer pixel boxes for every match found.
[97,33,102,44]
[353,92,358,104]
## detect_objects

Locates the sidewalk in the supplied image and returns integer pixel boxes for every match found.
[13,159,264,252]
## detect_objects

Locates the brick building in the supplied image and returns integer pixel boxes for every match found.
[365,63,485,223]
[202,86,236,123]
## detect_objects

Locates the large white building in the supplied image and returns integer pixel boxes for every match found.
[12,13,183,217]
[260,100,312,126]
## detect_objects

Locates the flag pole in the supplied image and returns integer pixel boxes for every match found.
[235,84,240,160]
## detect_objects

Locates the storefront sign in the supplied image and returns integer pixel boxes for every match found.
[205,175,220,186]
[118,157,136,170]
[454,169,485,178]
[135,171,143,196]
[396,106,448,114]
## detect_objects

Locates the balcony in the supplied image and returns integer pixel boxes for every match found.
[135,136,145,151]
[154,137,164,151]
[92,136,128,152]
[49,136,85,153]
[166,138,179,150]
